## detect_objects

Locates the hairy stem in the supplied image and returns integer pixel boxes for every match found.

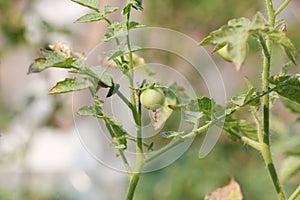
[125,4,144,200]
[266,0,275,26]
[261,1,286,199]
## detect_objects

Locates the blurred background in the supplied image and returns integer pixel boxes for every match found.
[0,0,300,199]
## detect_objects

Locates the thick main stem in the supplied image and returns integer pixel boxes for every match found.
[125,5,144,200]
[261,1,286,199]
[261,46,285,200]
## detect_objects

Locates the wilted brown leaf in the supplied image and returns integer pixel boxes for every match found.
[204,177,243,200]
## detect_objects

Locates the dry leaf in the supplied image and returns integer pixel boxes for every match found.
[204,177,243,200]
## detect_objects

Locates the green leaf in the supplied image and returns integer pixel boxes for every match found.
[105,21,128,42]
[75,13,105,23]
[186,97,215,115]
[107,50,125,61]
[49,78,93,94]
[49,77,93,94]
[103,32,113,42]
[231,88,258,107]
[197,97,214,115]
[28,44,82,74]
[28,55,75,74]
[280,97,300,115]
[122,3,132,16]
[77,105,97,117]
[72,52,86,68]
[78,66,113,88]
[78,97,104,118]
[106,82,119,98]
[132,0,143,11]
[128,21,145,29]
[270,74,300,103]
[264,30,297,64]
[122,0,143,15]
[110,122,127,150]
[200,12,267,70]
[78,99,127,151]
[224,117,257,140]
[283,46,296,65]
[280,62,294,76]
[71,0,99,12]
[88,66,113,87]
[104,5,118,14]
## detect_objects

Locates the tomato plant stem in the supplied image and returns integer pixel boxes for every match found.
[125,4,144,200]
[266,0,275,26]
[126,173,141,200]
[261,1,286,199]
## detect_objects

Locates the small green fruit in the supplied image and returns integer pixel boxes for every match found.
[140,88,165,110]
[218,45,232,62]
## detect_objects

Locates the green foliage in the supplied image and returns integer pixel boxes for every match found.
[270,74,300,103]
[200,13,267,70]
[75,13,106,23]
[49,78,93,94]
[200,12,297,70]
[71,0,99,12]
[28,0,300,200]
[280,97,300,116]
[28,43,84,74]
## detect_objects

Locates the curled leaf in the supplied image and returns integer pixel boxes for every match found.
[204,177,243,200]
[49,77,93,94]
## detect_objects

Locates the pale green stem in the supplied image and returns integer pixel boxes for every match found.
[145,122,211,163]
[125,4,144,200]
[261,1,286,199]
[223,126,261,151]
[144,87,281,163]
[266,0,276,26]
[251,107,264,145]
[116,90,135,110]
[288,185,300,200]
[275,0,291,16]
[119,151,133,179]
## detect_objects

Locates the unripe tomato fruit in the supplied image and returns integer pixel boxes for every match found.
[218,45,232,62]
[140,88,165,110]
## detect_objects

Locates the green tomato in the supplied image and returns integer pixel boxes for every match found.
[140,88,165,110]
[218,45,232,62]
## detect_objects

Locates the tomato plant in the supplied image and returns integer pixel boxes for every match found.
[28,0,300,199]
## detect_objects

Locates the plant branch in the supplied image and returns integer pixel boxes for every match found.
[261,1,286,198]
[116,90,135,110]
[144,88,281,163]
[251,107,263,144]
[125,4,144,200]
[288,185,300,200]
[275,0,291,16]
[266,0,275,26]
[145,122,211,163]
[223,127,261,151]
